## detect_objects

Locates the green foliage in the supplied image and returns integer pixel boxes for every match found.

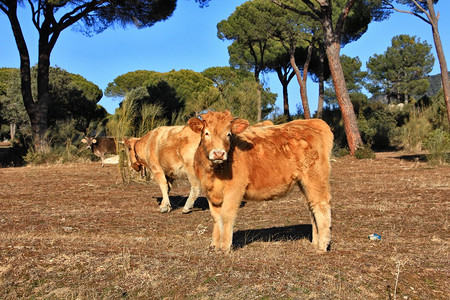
[203,67,276,121]
[105,70,156,98]
[47,67,107,132]
[0,68,30,142]
[106,67,277,132]
[0,67,107,148]
[366,34,434,102]
[75,0,179,35]
[357,102,399,149]
[426,89,449,131]
[397,110,433,152]
[23,140,92,166]
[324,97,408,150]
[217,0,279,76]
[354,145,376,160]
[333,146,350,158]
[424,128,450,164]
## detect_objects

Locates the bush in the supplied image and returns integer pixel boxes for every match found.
[355,145,376,160]
[23,141,93,165]
[358,107,398,149]
[424,128,450,164]
[396,111,432,152]
[332,145,350,158]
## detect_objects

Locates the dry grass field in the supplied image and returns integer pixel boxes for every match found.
[0,152,449,299]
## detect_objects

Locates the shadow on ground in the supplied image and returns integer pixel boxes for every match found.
[155,196,210,211]
[233,224,312,249]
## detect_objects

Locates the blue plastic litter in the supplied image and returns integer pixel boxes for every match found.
[368,233,381,240]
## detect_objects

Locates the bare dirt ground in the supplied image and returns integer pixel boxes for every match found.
[0,152,449,299]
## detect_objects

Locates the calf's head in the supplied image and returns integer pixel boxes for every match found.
[81,137,96,149]
[123,138,142,171]
[188,110,249,164]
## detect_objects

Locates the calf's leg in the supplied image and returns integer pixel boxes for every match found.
[151,168,172,213]
[219,197,241,252]
[208,201,223,250]
[301,177,332,252]
[182,173,202,214]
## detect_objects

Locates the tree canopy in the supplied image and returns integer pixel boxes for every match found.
[366,34,434,103]
[107,67,276,137]
[382,0,450,124]
[0,0,209,151]
[0,66,107,144]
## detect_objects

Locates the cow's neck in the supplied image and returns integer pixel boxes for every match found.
[212,161,232,180]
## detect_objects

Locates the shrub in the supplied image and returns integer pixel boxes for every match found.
[332,145,350,158]
[424,128,450,164]
[396,111,432,152]
[355,145,376,160]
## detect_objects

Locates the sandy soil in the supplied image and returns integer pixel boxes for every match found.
[0,152,449,299]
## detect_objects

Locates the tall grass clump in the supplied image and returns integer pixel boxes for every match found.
[396,90,449,164]
[424,128,450,164]
[107,96,136,183]
[397,110,432,152]
[107,93,168,183]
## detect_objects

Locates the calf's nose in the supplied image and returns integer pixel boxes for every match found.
[214,150,225,159]
[209,149,227,162]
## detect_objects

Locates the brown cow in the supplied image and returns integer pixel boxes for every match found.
[81,137,117,167]
[188,110,333,252]
[124,125,202,213]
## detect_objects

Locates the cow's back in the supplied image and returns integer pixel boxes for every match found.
[136,126,198,178]
[232,119,333,201]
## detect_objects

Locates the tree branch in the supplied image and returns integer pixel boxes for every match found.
[0,2,8,15]
[336,0,356,38]
[384,1,431,25]
[411,0,432,20]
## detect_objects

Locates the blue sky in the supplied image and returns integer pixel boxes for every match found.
[1,0,449,115]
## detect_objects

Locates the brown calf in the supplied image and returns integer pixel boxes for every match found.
[124,125,202,213]
[81,137,117,167]
[188,110,333,252]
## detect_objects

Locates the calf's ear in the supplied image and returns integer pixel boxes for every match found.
[81,138,87,143]
[188,117,205,134]
[231,119,249,134]
[92,139,97,144]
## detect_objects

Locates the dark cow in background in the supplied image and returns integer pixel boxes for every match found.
[81,137,117,167]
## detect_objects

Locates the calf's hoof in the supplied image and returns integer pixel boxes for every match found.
[181,207,192,214]
[159,206,171,213]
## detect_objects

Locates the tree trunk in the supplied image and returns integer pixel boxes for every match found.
[5,3,40,149]
[325,42,362,154]
[276,66,294,119]
[319,0,362,154]
[279,70,291,119]
[427,0,450,125]
[254,69,262,122]
[317,44,326,119]
[317,77,325,119]
[33,51,51,152]
[290,52,311,119]
[10,123,16,141]
[256,86,262,122]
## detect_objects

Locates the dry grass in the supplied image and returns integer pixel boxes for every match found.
[0,152,449,299]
